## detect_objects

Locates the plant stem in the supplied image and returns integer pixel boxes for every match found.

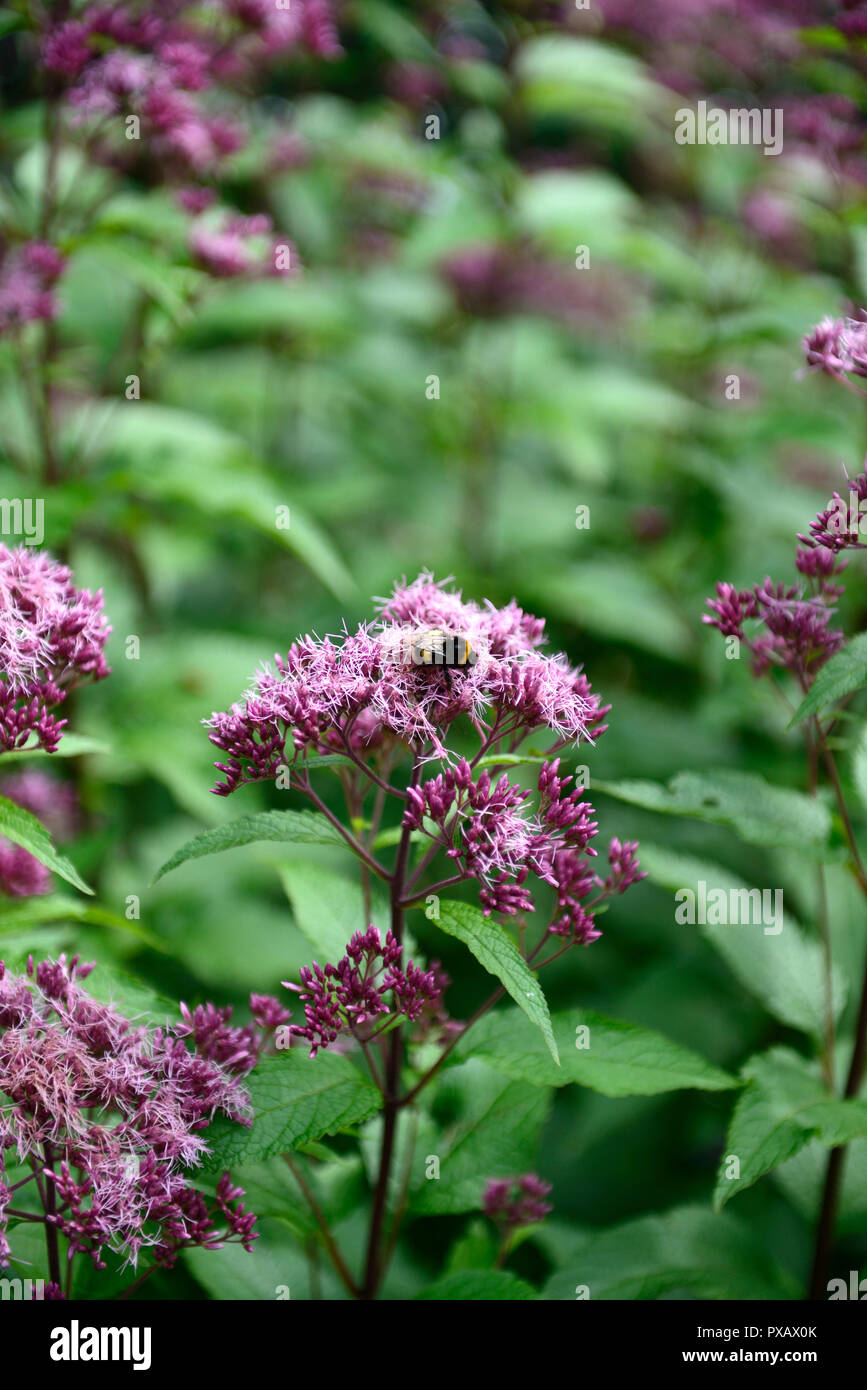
[42,1143,61,1289]
[299,776,389,883]
[807,960,867,1300]
[807,726,867,1297]
[284,1156,359,1298]
[359,762,421,1299]
[119,1265,160,1301]
[400,985,506,1108]
[808,719,835,1090]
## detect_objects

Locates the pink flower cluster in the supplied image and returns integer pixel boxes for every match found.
[0,954,285,1274]
[0,546,110,754]
[206,572,610,793]
[0,242,65,335]
[42,0,340,177]
[405,756,644,936]
[803,315,867,384]
[284,926,441,1058]
[189,211,296,278]
[703,453,867,683]
[483,1173,552,1229]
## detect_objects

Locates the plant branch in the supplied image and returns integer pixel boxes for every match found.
[283,1155,359,1298]
[297,775,390,883]
[359,761,422,1299]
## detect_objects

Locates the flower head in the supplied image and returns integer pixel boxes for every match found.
[0,242,65,333]
[206,573,607,793]
[483,1173,553,1229]
[0,546,110,753]
[284,926,440,1058]
[0,955,270,1272]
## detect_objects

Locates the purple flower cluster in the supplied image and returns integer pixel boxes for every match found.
[284,927,440,1058]
[482,1173,553,1229]
[206,574,644,943]
[189,211,296,279]
[0,242,65,335]
[206,572,610,793]
[0,769,79,899]
[439,242,627,330]
[803,315,867,386]
[42,0,340,180]
[0,546,110,754]
[598,0,828,91]
[704,569,845,683]
[702,451,867,683]
[404,756,644,937]
[0,954,282,1274]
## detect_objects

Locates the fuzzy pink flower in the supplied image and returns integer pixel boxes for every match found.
[0,546,110,753]
[206,573,607,792]
[0,955,271,1272]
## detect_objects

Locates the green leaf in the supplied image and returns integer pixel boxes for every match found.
[203,1053,382,1167]
[410,1061,551,1216]
[714,1049,867,1210]
[475,751,551,771]
[460,1007,736,1097]
[595,770,832,855]
[542,1205,799,1300]
[639,843,846,1038]
[0,894,166,951]
[278,854,390,961]
[0,10,26,39]
[184,1216,345,1301]
[90,403,355,600]
[1,733,111,759]
[435,900,559,1064]
[516,36,665,137]
[852,722,867,814]
[534,560,693,662]
[789,633,867,726]
[72,962,178,1028]
[153,810,345,883]
[416,1271,538,1300]
[192,1154,365,1243]
[0,795,92,895]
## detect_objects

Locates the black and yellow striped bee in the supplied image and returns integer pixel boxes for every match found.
[411,628,478,671]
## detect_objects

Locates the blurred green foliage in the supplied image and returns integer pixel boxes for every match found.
[3,0,867,1300]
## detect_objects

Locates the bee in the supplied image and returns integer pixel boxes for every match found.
[411,628,478,671]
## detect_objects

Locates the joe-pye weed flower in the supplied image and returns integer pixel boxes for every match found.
[203,573,646,1298]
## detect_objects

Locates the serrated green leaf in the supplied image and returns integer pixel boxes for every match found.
[715,1049,867,1210]
[595,770,832,854]
[460,1007,736,1096]
[0,733,111,759]
[789,633,867,726]
[410,1061,551,1215]
[542,1205,800,1300]
[435,900,559,1064]
[639,843,845,1038]
[153,810,345,882]
[277,854,390,961]
[0,795,92,895]
[0,893,165,950]
[203,1053,382,1167]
